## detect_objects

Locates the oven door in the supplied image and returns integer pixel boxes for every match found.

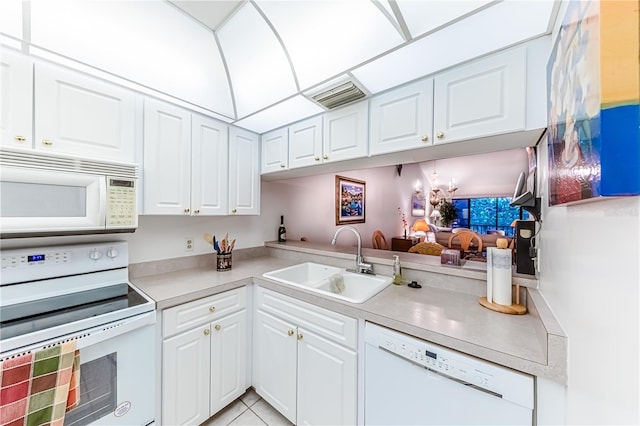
[0,166,106,236]
[64,313,155,426]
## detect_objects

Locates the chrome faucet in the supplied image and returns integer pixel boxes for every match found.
[331,226,373,274]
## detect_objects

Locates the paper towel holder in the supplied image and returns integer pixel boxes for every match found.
[479,283,527,315]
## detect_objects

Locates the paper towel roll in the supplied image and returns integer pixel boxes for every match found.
[486,247,512,306]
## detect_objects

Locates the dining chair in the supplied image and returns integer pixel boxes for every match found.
[371,230,389,250]
[448,230,483,253]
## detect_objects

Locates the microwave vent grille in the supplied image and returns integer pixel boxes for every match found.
[0,149,138,178]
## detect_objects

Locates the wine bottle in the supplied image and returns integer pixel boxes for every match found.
[278,215,287,242]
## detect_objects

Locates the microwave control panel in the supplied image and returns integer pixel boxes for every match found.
[106,178,137,228]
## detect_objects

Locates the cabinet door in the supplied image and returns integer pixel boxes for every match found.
[229,127,260,215]
[33,63,136,162]
[297,328,357,426]
[210,309,247,416]
[323,102,368,163]
[162,326,211,426]
[433,48,526,144]
[254,310,297,424]
[143,98,191,215]
[192,114,229,215]
[288,116,322,169]
[369,79,434,155]
[1,50,32,149]
[261,127,288,174]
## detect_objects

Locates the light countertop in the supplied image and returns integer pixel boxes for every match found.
[130,243,566,384]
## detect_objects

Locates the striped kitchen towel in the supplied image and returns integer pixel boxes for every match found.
[0,340,80,426]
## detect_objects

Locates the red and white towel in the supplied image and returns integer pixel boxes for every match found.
[0,340,80,426]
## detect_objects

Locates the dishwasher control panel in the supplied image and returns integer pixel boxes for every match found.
[365,322,536,409]
[377,329,495,391]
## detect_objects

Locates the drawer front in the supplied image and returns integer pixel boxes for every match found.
[256,286,357,350]
[163,287,246,338]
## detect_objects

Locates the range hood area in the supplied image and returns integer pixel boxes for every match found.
[1,0,560,134]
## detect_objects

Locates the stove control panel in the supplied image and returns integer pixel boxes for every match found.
[1,242,128,284]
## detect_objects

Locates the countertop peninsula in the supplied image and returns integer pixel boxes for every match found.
[130,242,566,384]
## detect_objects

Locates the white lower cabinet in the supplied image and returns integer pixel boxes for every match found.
[253,287,358,425]
[162,288,247,425]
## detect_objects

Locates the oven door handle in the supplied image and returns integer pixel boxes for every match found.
[1,311,156,360]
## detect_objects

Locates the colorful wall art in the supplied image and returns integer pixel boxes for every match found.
[547,0,639,206]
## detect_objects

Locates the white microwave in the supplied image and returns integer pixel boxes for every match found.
[0,148,138,238]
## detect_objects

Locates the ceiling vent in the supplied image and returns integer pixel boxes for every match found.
[310,80,367,110]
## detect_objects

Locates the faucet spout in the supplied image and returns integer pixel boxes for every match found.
[331,226,373,274]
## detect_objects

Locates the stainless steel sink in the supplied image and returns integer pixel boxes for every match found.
[262,262,392,303]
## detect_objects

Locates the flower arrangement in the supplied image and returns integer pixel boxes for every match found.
[397,207,408,237]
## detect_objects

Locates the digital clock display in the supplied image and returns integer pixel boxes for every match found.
[28,254,45,262]
[425,350,437,360]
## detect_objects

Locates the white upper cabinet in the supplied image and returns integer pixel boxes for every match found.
[1,50,32,149]
[229,127,260,215]
[143,98,192,215]
[433,48,527,144]
[288,116,323,169]
[144,98,231,216]
[369,79,434,155]
[323,102,368,163]
[34,62,136,162]
[261,127,288,174]
[192,115,229,215]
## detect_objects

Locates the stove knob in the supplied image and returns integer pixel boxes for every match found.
[106,248,119,259]
[89,249,103,261]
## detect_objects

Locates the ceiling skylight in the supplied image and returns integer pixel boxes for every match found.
[256,0,404,90]
[217,2,298,119]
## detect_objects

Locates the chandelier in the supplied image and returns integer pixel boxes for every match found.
[426,161,457,207]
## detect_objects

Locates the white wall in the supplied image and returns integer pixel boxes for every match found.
[534,1,640,422]
[537,140,640,424]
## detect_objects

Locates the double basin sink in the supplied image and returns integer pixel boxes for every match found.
[262,262,392,303]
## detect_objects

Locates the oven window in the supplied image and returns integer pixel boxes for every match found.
[65,353,117,426]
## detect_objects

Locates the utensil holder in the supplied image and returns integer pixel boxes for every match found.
[216,253,232,271]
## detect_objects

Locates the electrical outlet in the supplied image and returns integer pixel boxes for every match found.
[184,238,194,252]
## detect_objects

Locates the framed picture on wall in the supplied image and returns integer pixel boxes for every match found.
[335,175,365,225]
[411,195,426,217]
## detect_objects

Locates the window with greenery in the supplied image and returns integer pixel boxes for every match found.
[451,197,528,237]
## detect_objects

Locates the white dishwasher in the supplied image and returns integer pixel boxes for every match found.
[364,322,534,425]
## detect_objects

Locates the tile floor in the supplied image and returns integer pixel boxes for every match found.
[201,388,293,426]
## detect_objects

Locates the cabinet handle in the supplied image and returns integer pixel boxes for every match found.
[322,155,328,160]
[436,132,445,139]
[421,135,429,142]
[231,208,237,214]
[204,328,210,336]
[288,329,294,336]
[194,209,200,214]
[14,135,26,142]
[209,306,216,313]
[214,324,221,331]
[297,333,303,341]
[42,139,53,146]
[183,208,190,214]
[314,157,320,161]
[280,164,285,168]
